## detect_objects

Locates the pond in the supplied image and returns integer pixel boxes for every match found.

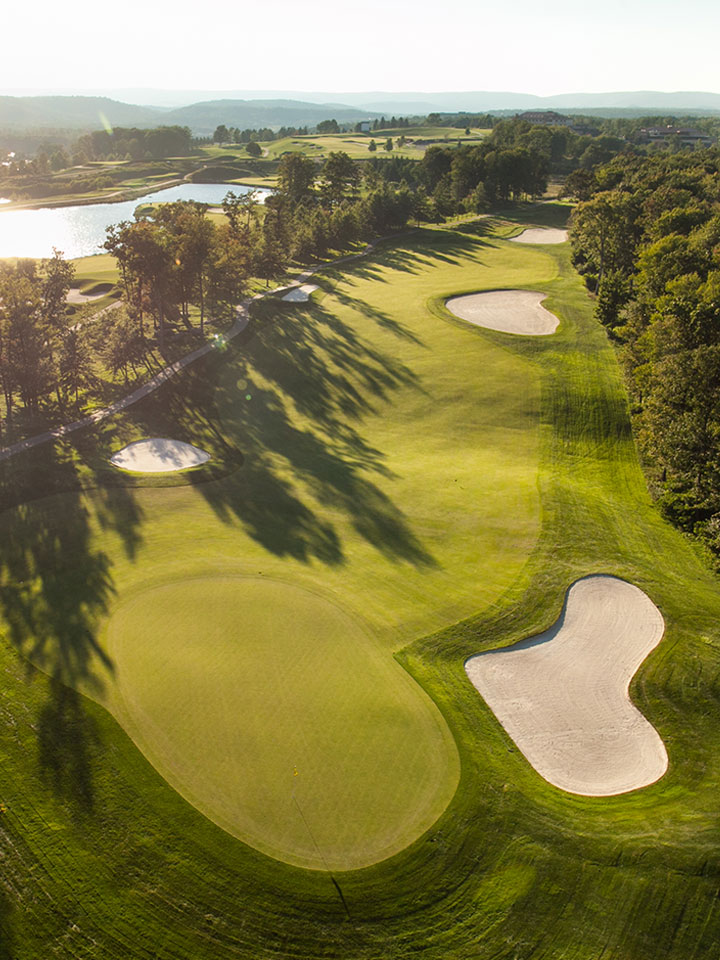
[0,182,270,260]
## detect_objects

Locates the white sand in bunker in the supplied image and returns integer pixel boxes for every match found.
[110,438,210,473]
[66,287,111,303]
[510,228,568,244]
[465,575,668,796]
[282,283,319,302]
[446,290,559,336]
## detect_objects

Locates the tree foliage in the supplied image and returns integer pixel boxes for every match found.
[0,156,425,438]
[0,253,73,426]
[76,126,193,161]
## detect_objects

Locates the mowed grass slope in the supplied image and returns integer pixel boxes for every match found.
[3,212,720,957]
[0,223,548,875]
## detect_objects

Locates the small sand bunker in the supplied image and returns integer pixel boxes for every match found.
[66,284,113,304]
[66,289,105,304]
[510,228,568,244]
[465,575,668,796]
[282,284,319,302]
[446,290,559,336]
[110,438,210,473]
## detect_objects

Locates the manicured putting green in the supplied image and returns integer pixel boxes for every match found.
[108,576,460,870]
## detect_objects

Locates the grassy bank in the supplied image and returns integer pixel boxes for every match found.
[1,209,720,958]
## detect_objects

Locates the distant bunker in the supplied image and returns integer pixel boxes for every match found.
[446,290,559,336]
[282,284,319,302]
[66,283,113,303]
[510,228,568,244]
[465,575,668,796]
[110,438,211,473]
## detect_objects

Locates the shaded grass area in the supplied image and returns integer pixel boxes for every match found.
[1,215,720,957]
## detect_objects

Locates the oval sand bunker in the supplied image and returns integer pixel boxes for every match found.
[510,227,568,244]
[110,438,210,473]
[446,290,559,336]
[282,283,319,302]
[465,575,668,796]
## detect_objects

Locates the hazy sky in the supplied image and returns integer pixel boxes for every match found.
[3,0,719,96]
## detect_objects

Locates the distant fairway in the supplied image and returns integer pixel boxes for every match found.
[109,577,459,869]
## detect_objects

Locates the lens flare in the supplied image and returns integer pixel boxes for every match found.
[98,112,113,135]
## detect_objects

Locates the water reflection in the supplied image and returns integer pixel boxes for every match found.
[0,183,269,259]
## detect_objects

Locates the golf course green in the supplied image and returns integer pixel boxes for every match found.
[108,576,459,869]
[3,208,720,958]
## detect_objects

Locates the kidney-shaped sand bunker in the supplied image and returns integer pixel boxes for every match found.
[446,290,559,336]
[108,577,459,870]
[465,575,668,795]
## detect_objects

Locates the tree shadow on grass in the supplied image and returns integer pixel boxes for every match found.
[324,285,426,346]
[0,887,12,960]
[325,230,491,285]
[498,200,571,229]
[192,227,514,568]
[0,474,115,690]
[450,219,503,239]
[72,439,146,562]
[37,675,100,812]
[0,442,142,814]
[198,295,437,569]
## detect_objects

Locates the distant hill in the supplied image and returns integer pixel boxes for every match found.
[68,88,720,115]
[160,99,377,134]
[0,95,377,136]
[2,92,720,138]
[324,90,720,115]
[543,91,720,112]
[0,95,163,129]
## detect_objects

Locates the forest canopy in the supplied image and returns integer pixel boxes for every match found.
[568,148,720,557]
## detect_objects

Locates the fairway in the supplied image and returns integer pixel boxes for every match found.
[4,220,551,871]
[8,210,720,958]
[109,577,459,869]
[256,127,490,161]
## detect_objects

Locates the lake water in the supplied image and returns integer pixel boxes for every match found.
[0,182,270,260]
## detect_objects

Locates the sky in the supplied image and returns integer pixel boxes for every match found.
[2,0,720,97]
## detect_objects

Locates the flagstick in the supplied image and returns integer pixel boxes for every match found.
[292,770,351,919]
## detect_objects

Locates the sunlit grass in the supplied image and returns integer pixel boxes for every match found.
[2,211,720,958]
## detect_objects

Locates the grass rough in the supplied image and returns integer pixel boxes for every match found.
[2,206,720,958]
